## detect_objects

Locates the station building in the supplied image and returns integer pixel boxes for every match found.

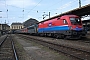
[10,23,24,33]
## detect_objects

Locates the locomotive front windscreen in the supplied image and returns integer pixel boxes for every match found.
[70,18,81,25]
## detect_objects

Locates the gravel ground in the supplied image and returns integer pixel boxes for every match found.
[0,34,7,40]
[12,34,33,60]
[24,34,90,51]
[12,34,75,60]
[86,31,90,38]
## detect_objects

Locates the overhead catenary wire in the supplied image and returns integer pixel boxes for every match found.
[26,0,81,20]
[22,0,24,19]
[27,0,43,14]
[1,0,80,15]
[4,0,8,24]
[30,0,79,15]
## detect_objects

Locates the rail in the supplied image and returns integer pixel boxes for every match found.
[11,35,18,60]
[0,35,8,46]
[19,34,90,60]
[0,34,19,60]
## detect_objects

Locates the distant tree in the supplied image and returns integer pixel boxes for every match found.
[23,18,39,27]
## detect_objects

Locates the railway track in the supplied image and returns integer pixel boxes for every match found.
[0,34,18,60]
[18,34,90,60]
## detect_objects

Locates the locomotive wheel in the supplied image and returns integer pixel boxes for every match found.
[56,34,59,38]
[56,34,64,39]
[40,33,44,37]
[64,36,70,39]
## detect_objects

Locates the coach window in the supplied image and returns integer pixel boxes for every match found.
[63,19,68,24]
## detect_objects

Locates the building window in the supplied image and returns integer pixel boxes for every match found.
[14,26,15,29]
[17,26,19,29]
[12,26,13,29]
[19,26,20,29]
[21,26,22,29]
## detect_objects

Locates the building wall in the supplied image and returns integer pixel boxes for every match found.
[10,25,24,30]
[0,24,10,31]
[0,24,10,35]
[0,24,2,30]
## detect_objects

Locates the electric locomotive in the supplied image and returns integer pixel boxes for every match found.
[38,15,86,39]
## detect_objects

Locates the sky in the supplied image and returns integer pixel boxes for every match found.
[0,0,90,25]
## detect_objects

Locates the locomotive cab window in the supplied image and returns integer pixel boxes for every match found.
[70,18,81,25]
[63,19,68,24]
